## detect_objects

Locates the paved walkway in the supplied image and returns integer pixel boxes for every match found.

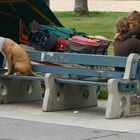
[1,100,140,140]
[50,0,140,12]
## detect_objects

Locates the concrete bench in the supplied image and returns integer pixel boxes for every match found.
[0,51,140,119]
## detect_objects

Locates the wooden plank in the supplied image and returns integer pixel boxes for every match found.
[0,74,44,81]
[55,78,107,86]
[32,63,124,78]
[27,51,127,68]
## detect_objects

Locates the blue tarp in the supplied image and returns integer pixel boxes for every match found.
[0,0,62,42]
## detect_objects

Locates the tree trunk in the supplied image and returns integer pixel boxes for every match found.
[74,0,88,15]
[44,0,50,7]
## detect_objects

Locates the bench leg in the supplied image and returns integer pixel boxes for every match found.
[42,73,98,111]
[105,79,132,119]
[0,79,42,103]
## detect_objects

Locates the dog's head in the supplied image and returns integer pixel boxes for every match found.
[128,10,140,30]
[116,17,130,35]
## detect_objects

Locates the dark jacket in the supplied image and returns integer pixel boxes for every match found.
[114,23,140,56]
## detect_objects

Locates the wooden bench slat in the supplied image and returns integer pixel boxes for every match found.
[32,64,124,78]
[0,74,44,81]
[27,51,127,68]
[55,78,107,86]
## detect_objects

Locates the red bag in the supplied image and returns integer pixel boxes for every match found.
[67,36,110,55]
[56,38,67,52]
[68,36,100,46]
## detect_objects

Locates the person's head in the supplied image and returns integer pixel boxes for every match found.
[128,10,140,30]
[116,17,130,35]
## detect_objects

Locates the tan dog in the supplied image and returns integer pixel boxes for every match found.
[0,37,34,76]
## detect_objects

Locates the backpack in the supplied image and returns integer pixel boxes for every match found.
[67,36,110,54]
[28,30,57,51]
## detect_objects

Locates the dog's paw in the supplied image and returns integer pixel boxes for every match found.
[16,72,23,76]
[4,72,10,75]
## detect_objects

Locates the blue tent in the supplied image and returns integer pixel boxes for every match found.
[0,0,63,67]
[0,0,62,42]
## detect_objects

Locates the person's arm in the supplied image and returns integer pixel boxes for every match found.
[121,24,140,39]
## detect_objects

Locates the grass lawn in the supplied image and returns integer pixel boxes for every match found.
[55,11,129,99]
[54,12,128,41]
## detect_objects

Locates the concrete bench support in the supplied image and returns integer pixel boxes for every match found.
[42,73,98,111]
[106,79,131,119]
[106,53,140,118]
[106,79,140,119]
[0,79,42,103]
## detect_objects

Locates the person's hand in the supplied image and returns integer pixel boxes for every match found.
[114,33,122,40]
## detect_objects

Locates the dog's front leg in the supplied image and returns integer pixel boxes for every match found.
[4,62,12,75]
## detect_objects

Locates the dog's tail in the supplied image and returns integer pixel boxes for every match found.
[29,71,44,77]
